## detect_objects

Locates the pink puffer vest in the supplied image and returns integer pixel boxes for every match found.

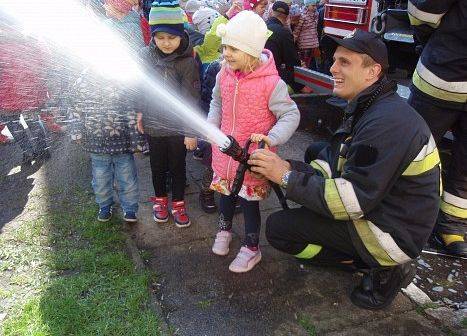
[212,49,280,188]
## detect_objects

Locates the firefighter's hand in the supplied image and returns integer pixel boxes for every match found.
[248,149,291,185]
[136,113,144,134]
[184,137,197,151]
[250,134,271,147]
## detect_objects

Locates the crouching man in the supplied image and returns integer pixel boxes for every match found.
[248,30,441,310]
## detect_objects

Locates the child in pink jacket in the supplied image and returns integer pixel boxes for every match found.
[207,11,300,273]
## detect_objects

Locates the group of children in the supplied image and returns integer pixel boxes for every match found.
[70,0,301,273]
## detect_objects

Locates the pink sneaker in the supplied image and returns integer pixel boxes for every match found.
[212,230,232,256]
[229,246,262,273]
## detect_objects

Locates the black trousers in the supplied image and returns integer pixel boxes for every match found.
[266,207,367,265]
[267,141,369,267]
[148,135,186,201]
[408,89,467,235]
[219,194,261,247]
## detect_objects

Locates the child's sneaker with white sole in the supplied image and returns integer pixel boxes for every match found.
[212,230,232,256]
[229,246,261,273]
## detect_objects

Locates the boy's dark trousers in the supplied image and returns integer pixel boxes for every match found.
[148,135,186,201]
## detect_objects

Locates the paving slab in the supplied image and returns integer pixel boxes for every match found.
[324,310,445,336]
[129,131,448,335]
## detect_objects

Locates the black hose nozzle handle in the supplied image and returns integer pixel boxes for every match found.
[220,135,249,164]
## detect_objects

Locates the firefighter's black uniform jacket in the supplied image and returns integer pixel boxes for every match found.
[285,78,441,266]
[408,0,467,110]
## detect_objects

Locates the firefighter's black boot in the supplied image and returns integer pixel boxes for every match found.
[350,262,415,310]
[443,241,467,257]
[431,232,467,258]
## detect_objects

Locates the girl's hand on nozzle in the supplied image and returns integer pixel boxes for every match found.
[250,133,271,147]
[184,137,197,151]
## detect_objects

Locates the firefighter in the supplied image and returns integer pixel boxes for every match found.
[247,30,441,310]
[407,0,467,258]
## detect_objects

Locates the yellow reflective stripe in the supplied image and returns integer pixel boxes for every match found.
[367,221,412,264]
[353,220,398,266]
[443,191,467,208]
[335,178,363,219]
[324,179,349,220]
[413,135,437,161]
[439,164,443,196]
[310,159,331,178]
[407,2,444,27]
[416,61,467,94]
[408,13,437,28]
[441,200,467,219]
[295,244,322,259]
[413,68,467,103]
[337,156,346,172]
[440,191,467,219]
[403,149,440,176]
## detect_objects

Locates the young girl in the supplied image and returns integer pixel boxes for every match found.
[137,0,199,228]
[207,10,300,273]
[293,0,320,69]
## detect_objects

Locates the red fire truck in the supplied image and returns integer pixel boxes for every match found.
[294,0,416,95]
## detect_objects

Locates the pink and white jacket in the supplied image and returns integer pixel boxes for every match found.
[208,49,300,191]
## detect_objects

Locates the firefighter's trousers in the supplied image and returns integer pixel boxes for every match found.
[408,90,467,235]
[265,206,374,266]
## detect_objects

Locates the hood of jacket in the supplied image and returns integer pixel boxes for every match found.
[222,49,278,80]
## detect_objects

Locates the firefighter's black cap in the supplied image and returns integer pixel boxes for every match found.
[326,29,389,70]
[272,1,290,15]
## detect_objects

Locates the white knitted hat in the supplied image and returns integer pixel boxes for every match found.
[192,7,221,34]
[185,0,202,13]
[216,10,269,58]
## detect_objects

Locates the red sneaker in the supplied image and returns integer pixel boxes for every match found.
[41,113,63,133]
[150,196,169,223]
[171,201,191,228]
[47,122,64,133]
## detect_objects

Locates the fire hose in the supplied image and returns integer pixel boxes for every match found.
[220,135,289,210]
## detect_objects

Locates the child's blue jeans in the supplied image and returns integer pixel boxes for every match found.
[90,153,139,213]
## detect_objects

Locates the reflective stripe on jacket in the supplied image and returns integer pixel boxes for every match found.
[408,0,467,107]
[286,79,441,267]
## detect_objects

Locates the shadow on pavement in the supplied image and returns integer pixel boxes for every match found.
[0,142,45,231]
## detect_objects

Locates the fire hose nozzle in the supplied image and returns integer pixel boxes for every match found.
[218,135,288,209]
[219,135,249,164]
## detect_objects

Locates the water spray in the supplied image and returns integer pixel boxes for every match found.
[0,0,231,149]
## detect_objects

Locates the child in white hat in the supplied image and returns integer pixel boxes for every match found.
[207,10,300,272]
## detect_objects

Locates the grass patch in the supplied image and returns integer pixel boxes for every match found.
[196,299,212,309]
[297,314,317,336]
[415,302,440,315]
[1,194,161,335]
